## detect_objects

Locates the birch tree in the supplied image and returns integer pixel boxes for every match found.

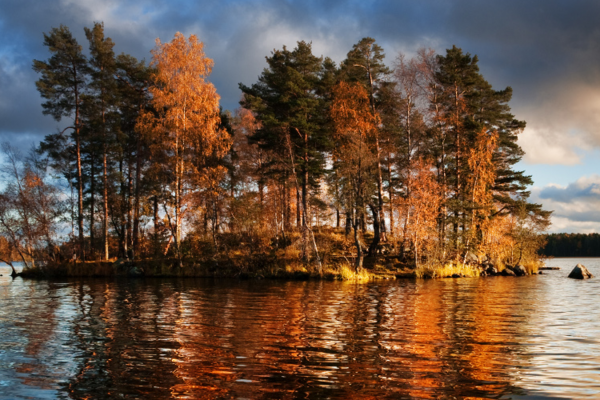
[139,33,228,262]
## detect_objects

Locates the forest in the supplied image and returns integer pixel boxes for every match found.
[541,233,600,257]
[0,23,551,278]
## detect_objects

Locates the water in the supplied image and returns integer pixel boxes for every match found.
[0,258,599,399]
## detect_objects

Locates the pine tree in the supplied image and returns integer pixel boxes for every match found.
[340,37,391,252]
[116,54,152,259]
[33,25,90,260]
[240,41,331,234]
[85,22,118,260]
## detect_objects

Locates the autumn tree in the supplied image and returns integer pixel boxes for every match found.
[339,37,393,252]
[330,82,379,269]
[139,32,229,263]
[0,143,63,274]
[392,51,431,246]
[33,25,89,260]
[228,107,271,234]
[398,158,442,267]
[463,128,498,257]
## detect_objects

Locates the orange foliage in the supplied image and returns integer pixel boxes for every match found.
[330,82,379,266]
[399,158,443,266]
[467,128,498,216]
[479,214,516,264]
[137,32,230,256]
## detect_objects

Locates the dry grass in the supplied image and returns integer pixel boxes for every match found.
[521,259,541,275]
[415,262,480,279]
[337,263,372,282]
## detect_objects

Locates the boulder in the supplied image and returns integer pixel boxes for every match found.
[127,266,144,277]
[568,264,594,279]
[465,252,479,264]
[502,268,516,276]
[513,265,527,276]
[486,265,498,276]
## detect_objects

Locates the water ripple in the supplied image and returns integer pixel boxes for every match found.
[0,259,600,398]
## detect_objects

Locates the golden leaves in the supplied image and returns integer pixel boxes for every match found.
[148,32,227,159]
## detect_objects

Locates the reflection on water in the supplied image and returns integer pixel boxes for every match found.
[0,258,599,399]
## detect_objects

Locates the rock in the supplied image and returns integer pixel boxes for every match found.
[568,264,594,279]
[486,265,498,276]
[452,273,461,278]
[126,265,144,277]
[502,268,516,276]
[465,252,479,264]
[538,270,543,274]
[513,265,527,276]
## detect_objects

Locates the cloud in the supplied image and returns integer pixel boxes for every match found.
[518,126,584,165]
[3,0,600,232]
[531,175,600,232]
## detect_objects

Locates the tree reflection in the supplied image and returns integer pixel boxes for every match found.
[4,277,542,399]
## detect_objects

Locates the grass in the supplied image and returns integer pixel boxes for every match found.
[336,263,373,282]
[415,262,480,279]
[521,260,541,275]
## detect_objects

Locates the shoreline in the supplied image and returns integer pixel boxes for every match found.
[12,256,541,281]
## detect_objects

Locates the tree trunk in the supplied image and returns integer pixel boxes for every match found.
[296,185,301,228]
[118,158,127,258]
[90,154,95,258]
[103,141,109,260]
[345,211,352,235]
[127,163,133,260]
[386,154,394,237]
[132,133,142,259]
[353,209,363,271]
[368,203,380,257]
[75,124,85,261]
[153,195,159,256]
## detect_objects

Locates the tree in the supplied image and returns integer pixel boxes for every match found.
[398,158,442,268]
[392,51,430,246]
[33,25,89,260]
[85,22,118,260]
[240,41,330,232]
[463,128,498,257]
[138,32,229,263]
[429,45,548,255]
[0,143,63,274]
[115,53,152,259]
[330,82,379,269]
[340,37,391,249]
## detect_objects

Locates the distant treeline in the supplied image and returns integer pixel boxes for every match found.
[541,233,600,257]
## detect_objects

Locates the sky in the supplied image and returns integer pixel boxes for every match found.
[1,0,599,233]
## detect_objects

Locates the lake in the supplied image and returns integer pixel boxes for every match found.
[1,258,599,399]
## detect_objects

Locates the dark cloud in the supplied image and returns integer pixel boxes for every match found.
[2,0,600,167]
